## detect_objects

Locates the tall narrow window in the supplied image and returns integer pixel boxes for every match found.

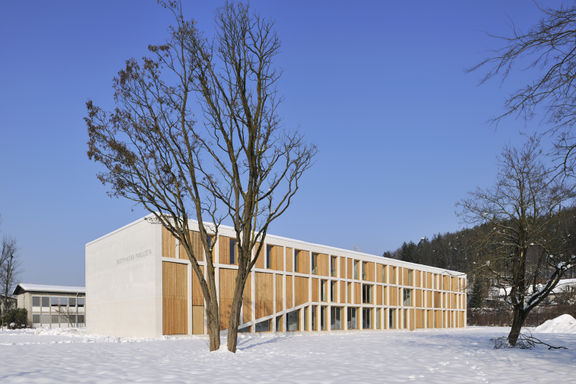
[362,262,368,280]
[330,281,336,302]
[229,238,236,264]
[330,256,337,277]
[32,296,40,307]
[294,250,299,273]
[403,289,412,306]
[362,308,372,329]
[320,280,327,302]
[347,307,357,329]
[311,253,318,274]
[408,270,413,286]
[320,306,327,330]
[353,261,359,279]
[266,245,272,269]
[389,309,396,329]
[362,284,372,304]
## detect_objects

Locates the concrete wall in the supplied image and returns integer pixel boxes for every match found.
[86,218,162,338]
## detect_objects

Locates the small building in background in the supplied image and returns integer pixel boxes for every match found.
[13,283,86,328]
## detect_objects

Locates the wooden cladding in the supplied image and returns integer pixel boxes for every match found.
[161,228,466,336]
[162,262,188,335]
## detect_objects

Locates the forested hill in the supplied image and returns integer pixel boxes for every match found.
[383,207,576,279]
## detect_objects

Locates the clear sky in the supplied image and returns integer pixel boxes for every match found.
[0,1,565,286]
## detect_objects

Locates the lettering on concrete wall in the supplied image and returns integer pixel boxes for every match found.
[116,249,152,265]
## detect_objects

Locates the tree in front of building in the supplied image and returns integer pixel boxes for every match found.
[86,1,315,352]
[0,222,18,323]
[459,137,576,346]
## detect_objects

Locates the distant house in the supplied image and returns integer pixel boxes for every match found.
[13,283,86,328]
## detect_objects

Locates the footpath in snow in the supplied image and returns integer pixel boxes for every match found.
[0,326,575,383]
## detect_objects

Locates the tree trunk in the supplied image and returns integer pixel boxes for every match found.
[507,306,527,346]
[227,269,249,353]
[206,298,221,351]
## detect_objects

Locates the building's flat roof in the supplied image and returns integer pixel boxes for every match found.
[13,283,86,295]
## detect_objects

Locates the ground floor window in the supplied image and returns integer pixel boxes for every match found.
[347,307,357,329]
[255,319,271,332]
[320,306,327,330]
[330,307,342,330]
[275,315,283,332]
[389,309,396,329]
[287,309,300,331]
[362,308,372,329]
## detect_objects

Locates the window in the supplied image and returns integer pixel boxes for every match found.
[77,298,85,307]
[347,307,357,329]
[362,284,373,304]
[362,308,372,329]
[287,309,300,331]
[303,307,309,331]
[391,267,396,284]
[389,309,396,329]
[60,297,68,307]
[266,245,272,269]
[229,238,236,264]
[320,306,327,330]
[330,281,337,302]
[41,297,49,307]
[403,289,412,306]
[311,253,318,274]
[69,298,76,307]
[32,314,40,324]
[41,314,51,324]
[51,314,59,324]
[255,319,271,332]
[311,305,317,330]
[320,280,327,302]
[294,250,299,273]
[51,297,60,307]
[353,261,359,279]
[77,315,85,324]
[376,309,382,329]
[330,307,342,330]
[330,256,337,277]
[275,315,283,331]
[32,296,40,307]
[238,326,251,333]
[408,270,413,286]
[362,262,368,280]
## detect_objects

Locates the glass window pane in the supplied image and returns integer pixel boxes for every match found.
[287,309,300,331]
[78,315,85,324]
[32,296,40,307]
[32,314,40,323]
[77,298,85,307]
[69,298,76,307]
[41,297,49,307]
[51,297,60,306]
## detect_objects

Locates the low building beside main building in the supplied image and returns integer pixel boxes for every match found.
[86,217,467,338]
[13,283,86,328]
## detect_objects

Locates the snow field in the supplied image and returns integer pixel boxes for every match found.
[0,327,575,383]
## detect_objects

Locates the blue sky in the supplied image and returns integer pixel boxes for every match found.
[0,1,564,285]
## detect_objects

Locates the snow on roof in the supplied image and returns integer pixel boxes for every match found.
[13,283,85,295]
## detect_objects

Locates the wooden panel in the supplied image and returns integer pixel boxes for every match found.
[415,289,422,307]
[162,262,188,335]
[434,292,441,308]
[286,247,293,272]
[297,250,310,274]
[340,281,346,303]
[389,287,397,306]
[219,269,237,329]
[286,275,293,308]
[435,310,443,328]
[179,230,205,261]
[219,235,237,265]
[390,266,397,284]
[376,285,383,305]
[354,283,361,304]
[243,273,252,323]
[346,258,352,279]
[452,277,458,292]
[162,227,176,258]
[294,276,309,306]
[255,272,274,318]
[365,262,375,282]
[416,271,422,287]
[444,275,450,291]
[311,278,319,302]
[426,272,433,289]
[192,306,204,335]
[276,275,283,312]
[272,245,284,271]
[317,253,329,276]
[416,309,424,329]
[339,257,346,279]
[383,286,388,305]
[254,243,264,269]
[377,264,385,283]
[191,266,204,306]
[427,310,433,328]
[426,291,432,308]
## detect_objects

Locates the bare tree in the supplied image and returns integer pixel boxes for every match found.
[0,237,18,321]
[86,1,315,352]
[469,3,576,170]
[459,137,576,346]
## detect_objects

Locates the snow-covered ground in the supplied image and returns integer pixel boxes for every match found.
[0,326,575,383]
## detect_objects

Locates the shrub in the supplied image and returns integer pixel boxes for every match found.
[2,308,27,328]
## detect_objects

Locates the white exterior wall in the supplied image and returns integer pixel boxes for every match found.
[86,218,162,338]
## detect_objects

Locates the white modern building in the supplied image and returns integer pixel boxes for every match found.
[86,216,467,338]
